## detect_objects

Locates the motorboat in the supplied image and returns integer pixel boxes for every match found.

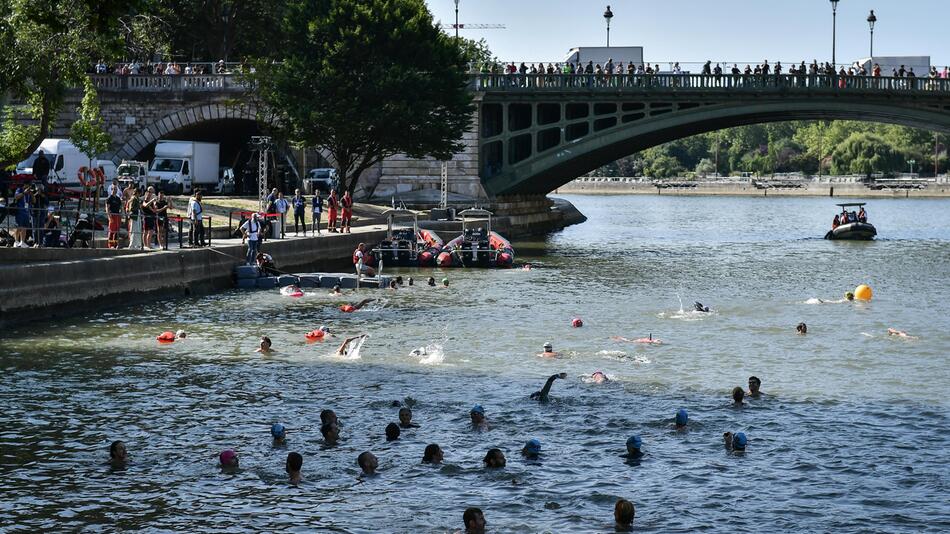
[437,208,514,268]
[824,202,876,240]
[371,209,445,267]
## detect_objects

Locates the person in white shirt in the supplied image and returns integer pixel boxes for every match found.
[240,213,263,265]
[274,192,289,238]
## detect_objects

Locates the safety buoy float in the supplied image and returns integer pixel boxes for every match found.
[340,304,355,313]
[305,329,326,341]
[572,317,584,328]
[157,331,176,343]
[77,167,105,188]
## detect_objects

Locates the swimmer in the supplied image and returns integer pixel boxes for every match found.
[591,371,609,384]
[538,342,559,358]
[286,452,302,484]
[483,448,506,468]
[694,301,710,313]
[530,372,568,403]
[320,409,338,426]
[621,435,644,460]
[335,334,367,357]
[522,438,541,459]
[427,276,436,287]
[887,328,917,339]
[674,408,688,429]
[389,279,398,290]
[271,423,287,446]
[747,376,764,398]
[614,499,635,532]
[109,440,128,466]
[256,336,275,354]
[422,444,444,464]
[612,334,663,345]
[732,386,745,406]
[470,404,489,431]
[329,284,343,296]
[407,277,414,286]
[219,449,239,469]
[398,407,420,428]
[340,298,376,313]
[175,329,187,340]
[724,431,747,451]
[522,263,532,271]
[385,423,401,441]
[357,451,378,476]
[463,507,486,534]
[845,291,855,301]
[441,278,449,288]
[321,421,340,446]
[280,284,303,297]
[396,276,404,286]
[797,322,807,335]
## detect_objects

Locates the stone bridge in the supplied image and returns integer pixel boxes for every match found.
[39,73,950,198]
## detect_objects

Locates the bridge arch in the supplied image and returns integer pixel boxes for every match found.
[479,94,950,196]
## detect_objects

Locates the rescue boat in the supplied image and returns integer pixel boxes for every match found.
[372,209,444,267]
[824,202,877,241]
[437,208,515,268]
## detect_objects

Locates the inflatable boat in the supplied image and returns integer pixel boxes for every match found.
[372,209,445,267]
[824,203,876,240]
[437,209,514,268]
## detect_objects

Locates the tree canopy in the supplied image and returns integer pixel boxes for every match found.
[254,0,475,194]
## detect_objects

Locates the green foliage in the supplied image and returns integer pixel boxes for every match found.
[0,109,39,170]
[457,37,497,71]
[831,132,901,176]
[254,0,474,194]
[70,77,113,162]
[643,151,683,179]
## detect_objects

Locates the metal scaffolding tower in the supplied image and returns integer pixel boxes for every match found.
[249,136,272,210]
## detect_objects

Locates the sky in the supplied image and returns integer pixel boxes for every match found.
[425,0,949,68]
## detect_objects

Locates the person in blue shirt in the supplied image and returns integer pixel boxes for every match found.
[311,191,323,234]
[292,188,307,236]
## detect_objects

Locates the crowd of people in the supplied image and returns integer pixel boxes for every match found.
[93,59,250,76]
[474,59,950,91]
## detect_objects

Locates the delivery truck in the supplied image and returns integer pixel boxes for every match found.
[149,140,221,195]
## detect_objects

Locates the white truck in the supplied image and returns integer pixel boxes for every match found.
[14,138,115,187]
[116,160,152,189]
[149,140,221,195]
[565,46,645,67]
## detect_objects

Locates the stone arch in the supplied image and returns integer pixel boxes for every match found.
[482,99,950,196]
[112,102,262,162]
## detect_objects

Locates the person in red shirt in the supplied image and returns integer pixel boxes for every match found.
[327,190,339,233]
[341,191,353,233]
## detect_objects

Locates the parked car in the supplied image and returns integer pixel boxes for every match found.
[305,168,338,194]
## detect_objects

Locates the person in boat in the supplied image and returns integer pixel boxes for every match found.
[353,243,376,277]
[832,214,840,230]
[748,376,764,398]
[694,302,710,313]
[796,322,807,335]
[256,336,275,354]
[840,210,849,224]
[530,372,567,402]
[857,207,867,223]
[538,342,558,358]
[335,334,367,356]
[850,210,858,222]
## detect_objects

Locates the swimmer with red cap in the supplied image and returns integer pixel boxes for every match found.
[340,298,376,313]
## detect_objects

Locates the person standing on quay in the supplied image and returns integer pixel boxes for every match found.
[341,190,353,233]
[241,213,263,266]
[311,190,323,234]
[188,191,205,247]
[327,189,339,233]
[292,188,307,236]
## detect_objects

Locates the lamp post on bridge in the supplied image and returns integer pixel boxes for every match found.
[830,0,840,67]
[454,0,460,39]
[604,5,613,47]
[867,10,877,58]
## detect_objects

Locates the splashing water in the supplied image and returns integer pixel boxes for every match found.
[410,343,445,365]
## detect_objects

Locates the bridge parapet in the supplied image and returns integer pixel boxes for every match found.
[90,74,248,93]
[469,73,950,95]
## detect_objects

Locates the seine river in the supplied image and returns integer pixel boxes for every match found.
[1,195,948,532]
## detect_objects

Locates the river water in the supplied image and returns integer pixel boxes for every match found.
[1,195,948,533]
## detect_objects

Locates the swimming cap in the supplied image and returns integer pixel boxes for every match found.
[543,342,553,351]
[271,423,286,439]
[845,291,854,300]
[675,408,688,426]
[470,404,485,415]
[442,278,449,285]
[219,449,237,466]
[733,432,747,449]
[175,329,186,338]
[524,438,541,454]
[626,435,642,449]
[572,317,583,328]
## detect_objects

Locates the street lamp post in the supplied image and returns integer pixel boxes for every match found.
[909,159,916,175]
[454,0,460,39]
[830,0,840,67]
[604,5,613,47]
[867,10,877,58]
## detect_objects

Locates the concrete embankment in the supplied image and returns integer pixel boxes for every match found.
[558,181,950,198]
[0,197,585,327]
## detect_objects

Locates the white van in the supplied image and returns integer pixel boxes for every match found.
[15,138,114,187]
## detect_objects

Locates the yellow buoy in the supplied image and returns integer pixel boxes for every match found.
[854,284,873,301]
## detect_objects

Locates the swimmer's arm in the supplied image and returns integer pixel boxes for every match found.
[537,373,567,402]
[354,298,376,310]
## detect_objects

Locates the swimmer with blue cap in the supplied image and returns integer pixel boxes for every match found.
[724,431,748,451]
[622,435,644,459]
[470,404,488,431]
[522,438,542,459]
[674,408,688,429]
[271,423,287,445]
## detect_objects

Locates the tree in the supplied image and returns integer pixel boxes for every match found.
[644,153,683,179]
[694,158,715,177]
[70,77,113,168]
[0,0,131,169]
[254,0,474,195]
[831,132,901,177]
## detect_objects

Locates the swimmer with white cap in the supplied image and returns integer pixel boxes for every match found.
[538,342,558,358]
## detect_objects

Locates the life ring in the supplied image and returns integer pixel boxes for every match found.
[340,304,355,313]
[93,167,105,186]
[305,329,326,341]
[157,331,176,343]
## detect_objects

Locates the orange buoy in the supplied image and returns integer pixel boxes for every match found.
[157,331,176,343]
[340,304,355,313]
[572,317,583,328]
[305,329,326,341]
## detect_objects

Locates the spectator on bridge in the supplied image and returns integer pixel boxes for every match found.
[292,188,307,236]
[942,67,949,79]
[95,60,107,74]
